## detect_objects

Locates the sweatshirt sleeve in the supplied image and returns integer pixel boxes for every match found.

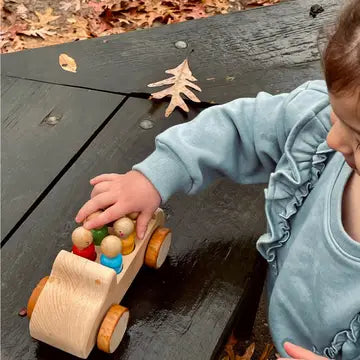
[133,80,330,203]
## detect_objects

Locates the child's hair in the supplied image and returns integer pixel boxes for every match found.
[322,0,360,95]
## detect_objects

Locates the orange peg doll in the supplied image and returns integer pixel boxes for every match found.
[113,217,136,255]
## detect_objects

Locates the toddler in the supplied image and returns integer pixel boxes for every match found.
[76,1,360,358]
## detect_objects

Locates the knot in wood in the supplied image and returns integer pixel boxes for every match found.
[309,4,324,18]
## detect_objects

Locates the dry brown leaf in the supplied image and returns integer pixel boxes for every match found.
[33,8,60,27]
[259,343,274,360]
[20,28,56,39]
[67,17,90,38]
[236,342,255,360]
[87,0,107,13]
[59,53,77,72]
[223,332,238,360]
[18,307,27,317]
[16,4,29,19]
[22,7,59,39]
[245,0,280,6]
[148,58,201,117]
[59,1,73,11]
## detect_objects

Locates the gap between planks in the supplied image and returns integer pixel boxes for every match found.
[6,74,216,108]
[1,95,129,248]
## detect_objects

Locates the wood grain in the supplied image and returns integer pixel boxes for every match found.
[1,76,124,240]
[1,0,341,103]
[1,98,266,360]
[30,250,117,358]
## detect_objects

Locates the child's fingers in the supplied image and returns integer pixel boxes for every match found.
[284,342,325,360]
[84,204,126,229]
[90,173,119,185]
[136,210,153,239]
[90,181,111,198]
[75,193,114,223]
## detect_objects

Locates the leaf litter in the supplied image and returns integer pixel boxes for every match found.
[1,0,282,53]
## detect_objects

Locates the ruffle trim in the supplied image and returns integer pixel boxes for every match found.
[257,112,334,262]
[313,313,360,359]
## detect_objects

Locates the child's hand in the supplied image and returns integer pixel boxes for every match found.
[75,170,161,239]
[278,342,327,360]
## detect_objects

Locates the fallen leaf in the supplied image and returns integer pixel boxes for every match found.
[87,0,107,13]
[259,343,274,360]
[59,1,73,12]
[20,28,57,39]
[245,0,280,7]
[222,331,238,360]
[1,23,28,39]
[235,342,255,360]
[59,53,77,72]
[75,0,81,11]
[16,4,29,19]
[22,7,59,39]
[33,8,60,27]
[18,307,27,317]
[148,58,201,117]
[67,17,90,38]
[0,39,10,51]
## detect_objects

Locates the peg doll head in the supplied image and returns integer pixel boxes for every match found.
[72,227,93,250]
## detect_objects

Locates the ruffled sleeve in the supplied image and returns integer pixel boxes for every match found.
[256,95,335,262]
[313,313,360,359]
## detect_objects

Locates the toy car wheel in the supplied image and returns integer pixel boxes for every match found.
[97,304,129,353]
[144,227,172,269]
[27,276,49,319]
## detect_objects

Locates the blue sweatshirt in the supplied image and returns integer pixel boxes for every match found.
[133,80,360,359]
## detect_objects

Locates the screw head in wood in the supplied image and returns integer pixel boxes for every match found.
[139,119,154,130]
[175,41,187,49]
[43,115,60,126]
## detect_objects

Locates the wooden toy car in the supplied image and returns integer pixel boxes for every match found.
[27,209,171,358]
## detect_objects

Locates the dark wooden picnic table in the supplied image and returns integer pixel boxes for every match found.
[1,1,340,359]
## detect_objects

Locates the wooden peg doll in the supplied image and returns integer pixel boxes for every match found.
[127,212,139,220]
[113,217,136,255]
[100,235,123,274]
[72,226,97,261]
[85,211,108,246]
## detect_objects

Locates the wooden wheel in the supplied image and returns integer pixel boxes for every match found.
[97,304,129,353]
[144,227,172,269]
[27,276,49,319]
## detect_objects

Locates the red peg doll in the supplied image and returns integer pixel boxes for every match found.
[72,226,97,261]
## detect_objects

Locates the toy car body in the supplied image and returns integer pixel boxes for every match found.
[27,209,171,358]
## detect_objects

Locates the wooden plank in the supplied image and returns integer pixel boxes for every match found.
[1,97,266,360]
[1,77,124,240]
[0,0,340,104]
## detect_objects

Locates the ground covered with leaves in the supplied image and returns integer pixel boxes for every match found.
[219,291,277,360]
[1,0,280,53]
